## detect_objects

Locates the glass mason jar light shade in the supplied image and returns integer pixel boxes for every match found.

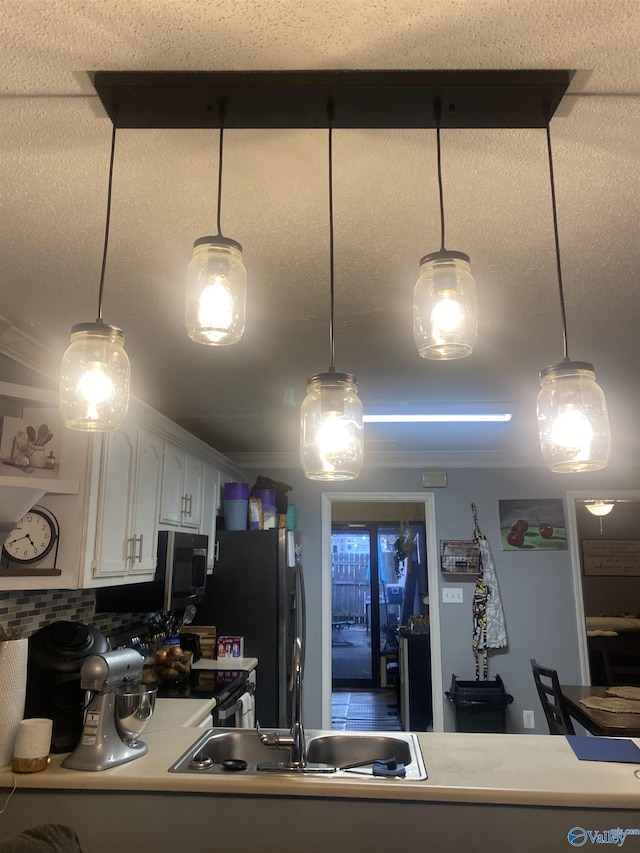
[60,322,130,431]
[300,372,364,481]
[413,250,478,360]
[537,361,611,473]
[185,236,247,345]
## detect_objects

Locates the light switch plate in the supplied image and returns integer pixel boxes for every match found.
[442,587,463,603]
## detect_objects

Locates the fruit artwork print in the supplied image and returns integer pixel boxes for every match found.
[498,498,567,551]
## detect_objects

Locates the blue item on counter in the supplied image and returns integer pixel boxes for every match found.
[372,760,406,777]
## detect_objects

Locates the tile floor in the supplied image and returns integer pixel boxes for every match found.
[331,688,403,731]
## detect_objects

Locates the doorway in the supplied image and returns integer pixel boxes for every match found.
[322,494,441,732]
[331,521,426,688]
[567,490,640,685]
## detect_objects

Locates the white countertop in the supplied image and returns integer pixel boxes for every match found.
[145,698,216,731]
[192,656,257,672]
[4,730,639,809]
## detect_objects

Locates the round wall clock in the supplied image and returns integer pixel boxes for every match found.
[2,506,59,566]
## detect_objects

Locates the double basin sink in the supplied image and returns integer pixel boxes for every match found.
[169,729,427,780]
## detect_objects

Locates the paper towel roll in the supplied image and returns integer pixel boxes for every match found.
[12,718,53,772]
[0,638,28,768]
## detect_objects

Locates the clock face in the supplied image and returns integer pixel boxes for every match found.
[2,508,57,564]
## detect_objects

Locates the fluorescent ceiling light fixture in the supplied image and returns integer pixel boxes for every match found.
[363,413,512,424]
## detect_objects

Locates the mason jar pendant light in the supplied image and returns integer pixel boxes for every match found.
[185,102,246,345]
[59,118,130,431]
[300,104,364,481]
[536,120,611,473]
[413,100,477,360]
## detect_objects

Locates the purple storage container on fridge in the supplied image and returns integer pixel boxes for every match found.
[224,482,249,501]
[254,489,276,508]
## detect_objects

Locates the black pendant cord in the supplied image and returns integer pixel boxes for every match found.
[96,113,118,323]
[546,121,569,362]
[434,99,446,252]
[327,100,336,372]
[216,101,227,237]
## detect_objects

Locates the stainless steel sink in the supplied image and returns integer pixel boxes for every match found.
[169,729,290,772]
[306,733,409,768]
[169,729,427,780]
[306,732,427,780]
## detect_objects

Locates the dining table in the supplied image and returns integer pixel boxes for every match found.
[560,684,640,737]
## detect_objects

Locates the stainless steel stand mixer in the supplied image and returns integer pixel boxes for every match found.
[62,648,156,771]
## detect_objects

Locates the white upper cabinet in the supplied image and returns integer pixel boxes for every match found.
[92,421,163,580]
[160,443,187,526]
[160,443,204,529]
[184,453,204,528]
[131,429,164,573]
[0,380,246,591]
[201,463,221,570]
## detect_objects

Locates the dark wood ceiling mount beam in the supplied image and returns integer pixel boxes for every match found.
[92,69,573,130]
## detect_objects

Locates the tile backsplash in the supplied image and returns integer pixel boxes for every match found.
[0,588,145,642]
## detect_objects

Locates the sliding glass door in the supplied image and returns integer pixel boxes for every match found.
[331,522,425,688]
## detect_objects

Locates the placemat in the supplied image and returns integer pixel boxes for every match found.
[566,735,640,763]
[579,695,640,714]
[607,685,640,701]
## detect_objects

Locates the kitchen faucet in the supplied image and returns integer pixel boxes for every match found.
[256,636,311,770]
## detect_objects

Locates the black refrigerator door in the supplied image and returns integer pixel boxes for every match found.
[197,529,291,727]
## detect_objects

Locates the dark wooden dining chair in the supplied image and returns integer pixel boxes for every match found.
[530,659,575,735]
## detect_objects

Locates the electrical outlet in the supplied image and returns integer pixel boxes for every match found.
[523,710,535,729]
[442,588,463,603]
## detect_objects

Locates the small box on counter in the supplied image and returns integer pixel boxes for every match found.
[186,626,216,659]
[217,635,244,659]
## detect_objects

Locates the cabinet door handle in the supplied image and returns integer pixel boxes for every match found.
[186,494,193,517]
[214,541,220,562]
[136,534,144,563]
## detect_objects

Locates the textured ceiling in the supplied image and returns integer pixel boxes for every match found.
[1,0,639,470]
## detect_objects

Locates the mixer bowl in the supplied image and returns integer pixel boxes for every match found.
[115,685,157,744]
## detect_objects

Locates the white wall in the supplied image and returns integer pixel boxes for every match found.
[245,462,639,732]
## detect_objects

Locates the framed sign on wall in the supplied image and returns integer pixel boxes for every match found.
[582,539,640,577]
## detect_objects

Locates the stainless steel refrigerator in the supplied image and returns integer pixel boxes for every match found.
[196,528,305,728]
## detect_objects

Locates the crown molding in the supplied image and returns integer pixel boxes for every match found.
[226,449,543,471]
[0,317,58,381]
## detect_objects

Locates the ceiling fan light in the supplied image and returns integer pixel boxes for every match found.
[585,500,615,517]
[413,250,477,360]
[537,360,611,473]
[60,322,130,431]
[185,236,246,345]
[300,372,364,481]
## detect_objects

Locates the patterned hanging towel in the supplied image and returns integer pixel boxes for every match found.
[471,503,508,679]
[471,574,490,679]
